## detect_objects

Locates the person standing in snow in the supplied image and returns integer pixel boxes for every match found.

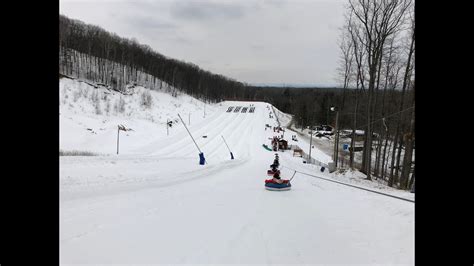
[273,154,279,167]
[269,153,279,173]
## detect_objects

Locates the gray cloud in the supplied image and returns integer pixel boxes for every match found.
[171,36,194,45]
[197,59,213,65]
[250,44,265,51]
[60,0,346,86]
[263,0,287,8]
[279,23,291,31]
[170,1,247,21]
[127,16,178,30]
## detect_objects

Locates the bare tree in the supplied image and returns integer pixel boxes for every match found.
[336,16,356,167]
[346,12,367,169]
[347,0,412,180]
[400,87,415,189]
[374,35,399,178]
[388,13,415,187]
[337,24,355,111]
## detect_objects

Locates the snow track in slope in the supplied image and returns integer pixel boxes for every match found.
[60,101,414,265]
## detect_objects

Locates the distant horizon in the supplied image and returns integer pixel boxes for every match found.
[247,83,342,88]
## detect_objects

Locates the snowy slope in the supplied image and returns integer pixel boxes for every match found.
[60,76,217,155]
[60,78,414,265]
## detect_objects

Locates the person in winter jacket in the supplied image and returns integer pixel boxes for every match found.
[270,161,279,172]
[272,171,283,184]
[273,158,279,167]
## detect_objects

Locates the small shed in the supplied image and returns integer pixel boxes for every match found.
[293,148,303,157]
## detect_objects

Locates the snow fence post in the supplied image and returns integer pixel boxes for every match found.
[178,113,205,165]
[221,135,234,160]
[199,152,206,165]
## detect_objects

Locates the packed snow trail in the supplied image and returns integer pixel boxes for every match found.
[60,101,414,265]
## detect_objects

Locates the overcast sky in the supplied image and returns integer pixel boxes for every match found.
[60,0,346,87]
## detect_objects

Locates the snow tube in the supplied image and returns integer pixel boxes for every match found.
[265,179,291,191]
[262,144,273,151]
[265,179,289,184]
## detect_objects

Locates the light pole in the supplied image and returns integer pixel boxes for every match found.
[327,107,329,125]
[308,128,313,164]
[117,125,126,154]
[117,126,120,154]
[331,106,339,168]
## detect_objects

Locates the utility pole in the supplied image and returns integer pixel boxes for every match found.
[117,125,126,154]
[331,107,339,167]
[167,119,169,136]
[335,112,340,167]
[327,107,329,125]
[309,129,313,164]
[117,126,120,154]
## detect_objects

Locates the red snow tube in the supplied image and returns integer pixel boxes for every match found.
[265,179,289,184]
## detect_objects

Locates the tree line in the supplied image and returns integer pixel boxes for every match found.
[60,14,250,103]
[333,0,415,189]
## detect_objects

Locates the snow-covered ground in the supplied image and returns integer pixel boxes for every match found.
[60,78,414,265]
